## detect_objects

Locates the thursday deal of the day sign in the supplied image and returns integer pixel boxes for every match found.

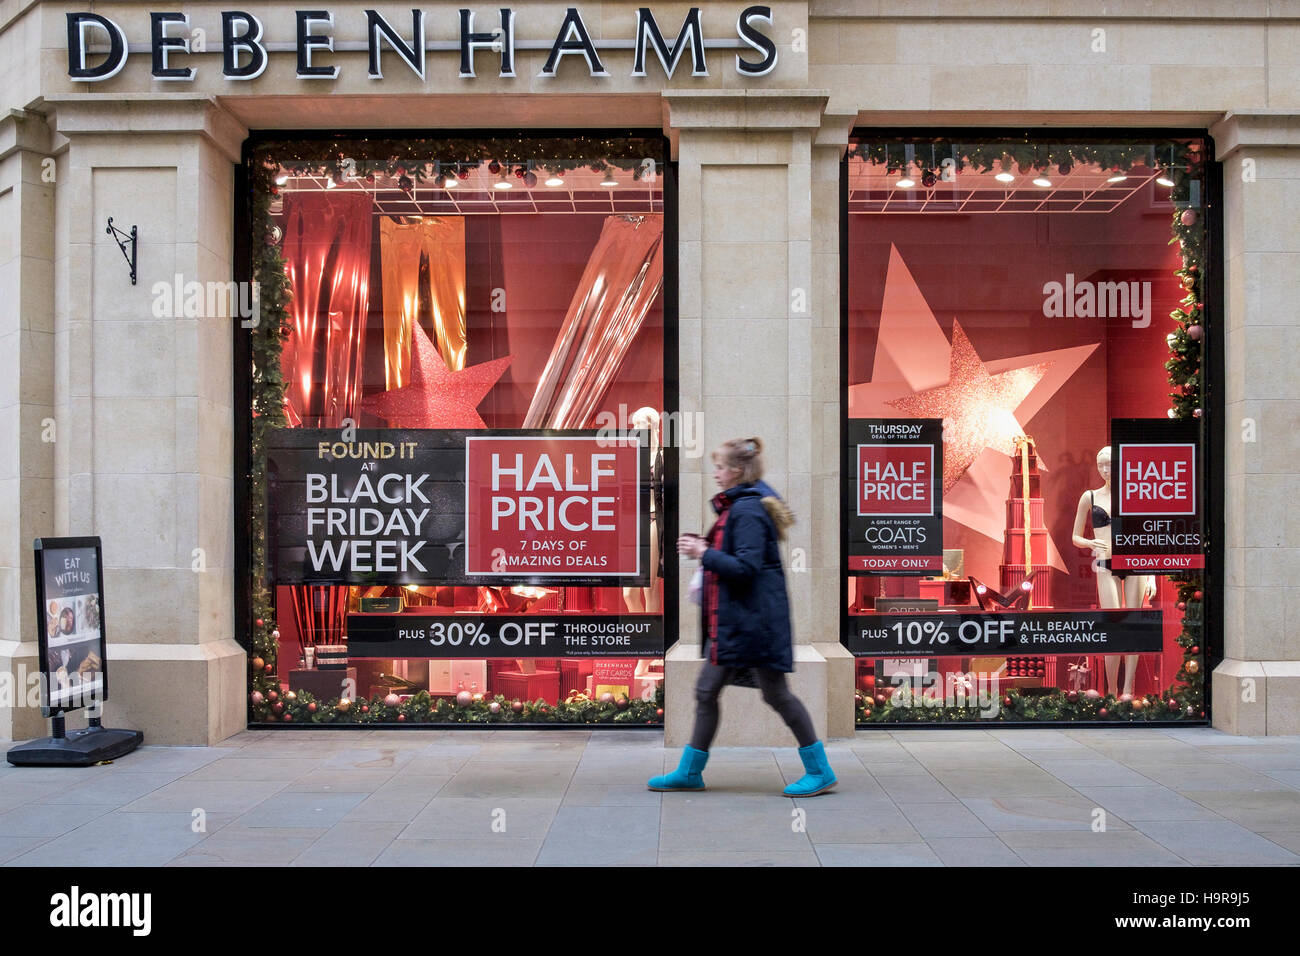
[268,428,650,587]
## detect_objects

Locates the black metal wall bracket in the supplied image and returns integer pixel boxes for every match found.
[105,218,137,285]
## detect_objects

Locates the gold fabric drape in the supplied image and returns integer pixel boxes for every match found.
[523,215,663,428]
[379,216,467,387]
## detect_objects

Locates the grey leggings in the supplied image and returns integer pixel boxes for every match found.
[689,663,817,751]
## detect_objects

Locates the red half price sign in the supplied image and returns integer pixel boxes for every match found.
[464,436,641,577]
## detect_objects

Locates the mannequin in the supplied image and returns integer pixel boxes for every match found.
[623,406,663,613]
[1071,445,1155,698]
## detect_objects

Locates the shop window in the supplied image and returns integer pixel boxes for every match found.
[239,134,672,726]
[843,135,1213,725]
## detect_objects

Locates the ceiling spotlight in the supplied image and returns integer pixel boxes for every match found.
[600,176,619,187]
[895,178,915,189]
[994,172,1015,183]
[275,172,290,186]
[1032,176,1053,188]
[1156,172,1175,187]
[443,176,458,189]
[1107,174,1129,183]
[545,176,565,187]
[325,176,337,189]
[493,179,513,190]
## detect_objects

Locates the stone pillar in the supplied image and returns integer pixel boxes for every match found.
[1210,111,1300,735]
[662,90,851,745]
[0,110,56,741]
[41,100,249,744]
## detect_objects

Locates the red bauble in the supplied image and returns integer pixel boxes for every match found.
[614,696,629,710]
[1180,209,1198,226]
[360,704,370,714]
[863,709,872,718]
[487,160,501,174]
[1193,590,1203,600]
[307,702,317,714]
[282,713,292,722]
[655,708,664,718]
[854,693,863,704]
[1098,708,1108,718]
[272,702,284,715]
[511,700,523,713]
[1177,602,1187,611]
[1003,696,1014,708]
[1067,690,1078,702]
[1167,699,1179,711]
[1187,324,1203,341]
[874,694,886,706]
[397,713,406,722]
[267,690,278,701]
[250,691,264,706]
[255,618,264,628]
[1190,646,1200,655]
[264,664,274,674]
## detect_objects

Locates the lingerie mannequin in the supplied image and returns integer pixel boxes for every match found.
[1071,445,1156,698]
[623,406,663,613]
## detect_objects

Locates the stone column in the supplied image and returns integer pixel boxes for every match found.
[42,100,249,744]
[1210,111,1300,735]
[0,110,56,741]
[662,90,852,746]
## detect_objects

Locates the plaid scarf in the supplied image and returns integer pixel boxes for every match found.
[702,491,733,664]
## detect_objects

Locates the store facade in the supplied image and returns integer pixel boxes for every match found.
[0,2,1296,743]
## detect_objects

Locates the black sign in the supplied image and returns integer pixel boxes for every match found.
[1110,418,1205,574]
[845,609,1164,657]
[846,418,944,575]
[267,427,650,588]
[34,537,108,715]
[346,613,663,658]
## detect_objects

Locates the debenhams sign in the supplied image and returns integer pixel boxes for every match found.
[66,6,778,82]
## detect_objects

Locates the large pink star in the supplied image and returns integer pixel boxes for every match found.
[851,245,1099,568]
[886,321,1051,494]
[362,323,511,429]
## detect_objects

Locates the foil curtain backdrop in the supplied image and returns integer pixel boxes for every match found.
[523,215,664,428]
[279,190,374,651]
[379,216,468,386]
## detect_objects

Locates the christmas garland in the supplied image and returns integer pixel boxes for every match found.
[244,135,665,726]
[260,135,666,188]
[253,686,665,726]
[852,137,1208,725]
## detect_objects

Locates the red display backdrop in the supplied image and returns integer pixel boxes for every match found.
[847,176,1193,701]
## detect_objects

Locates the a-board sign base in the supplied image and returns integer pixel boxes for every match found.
[6,726,143,766]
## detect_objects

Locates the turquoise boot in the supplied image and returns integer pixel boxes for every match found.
[647,746,709,791]
[783,741,837,797]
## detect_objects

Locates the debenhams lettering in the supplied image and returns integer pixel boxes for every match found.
[66,6,778,82]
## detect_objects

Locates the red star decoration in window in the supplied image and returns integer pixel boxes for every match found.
[361,324,511,429]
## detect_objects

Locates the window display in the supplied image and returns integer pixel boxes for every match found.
[843,135,1213,724]
[240,134,671,725]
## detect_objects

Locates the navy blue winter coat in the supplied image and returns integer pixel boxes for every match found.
[700,482,794,673]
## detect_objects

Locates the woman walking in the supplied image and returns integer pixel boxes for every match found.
[647,437,837,797]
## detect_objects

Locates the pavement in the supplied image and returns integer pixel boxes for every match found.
[1,726,1298,866]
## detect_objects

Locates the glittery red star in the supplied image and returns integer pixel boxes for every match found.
[362,324,511,429]
[887,321,1051,494]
